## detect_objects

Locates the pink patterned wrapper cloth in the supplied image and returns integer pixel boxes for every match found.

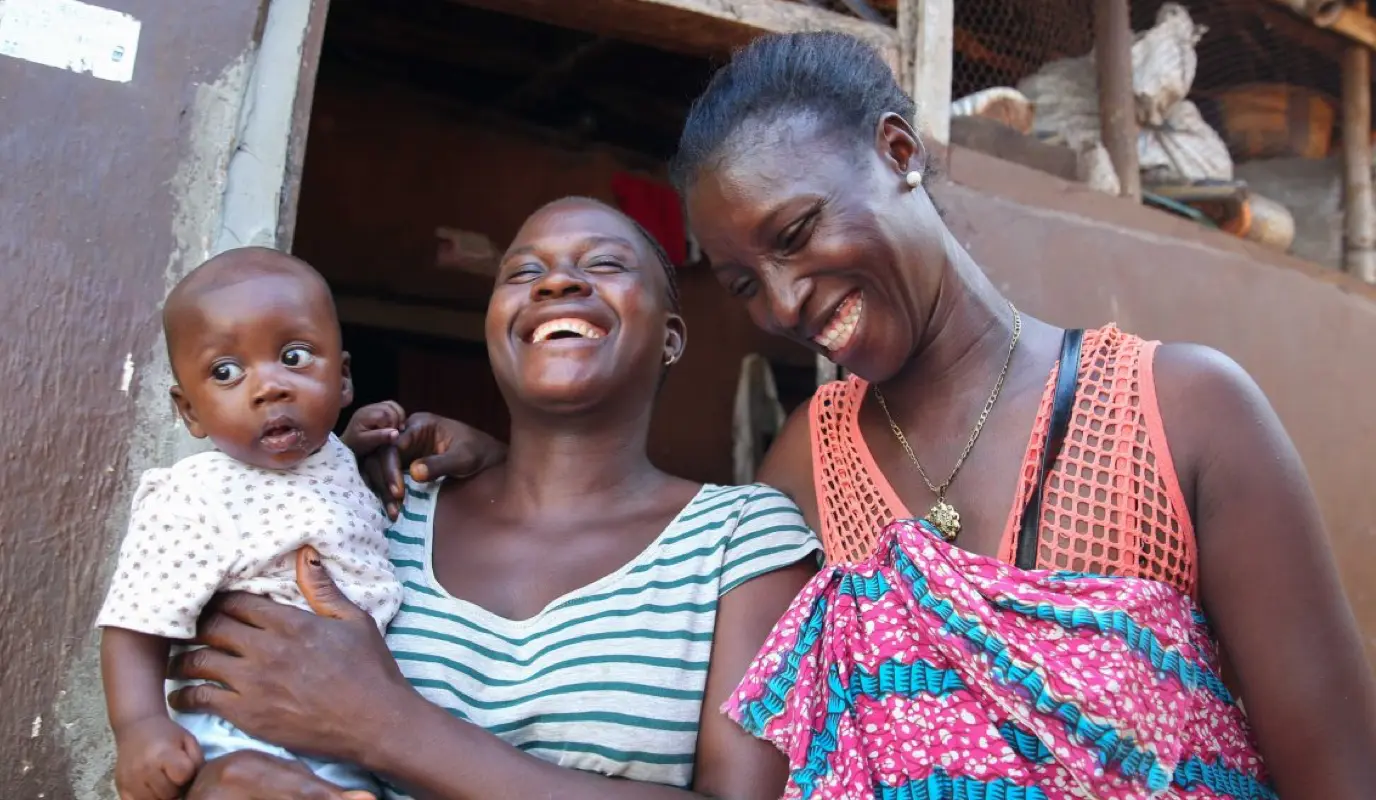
[724,518,1274,800]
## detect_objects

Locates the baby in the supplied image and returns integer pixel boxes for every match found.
[97,247,401,800]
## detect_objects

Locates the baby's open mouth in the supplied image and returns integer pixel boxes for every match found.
[260,421,303,451]
[528,318,608,343]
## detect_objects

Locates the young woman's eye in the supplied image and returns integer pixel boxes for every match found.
[506,265,542,283]
[585,259,626,274]
[281,347,315,368]
[210,362,244,384]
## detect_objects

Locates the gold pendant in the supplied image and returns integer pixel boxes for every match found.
[927,499,961,541]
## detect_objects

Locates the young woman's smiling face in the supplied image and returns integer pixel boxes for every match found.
[485,199,685,416]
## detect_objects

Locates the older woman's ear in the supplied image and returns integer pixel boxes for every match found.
[875,111,924,180]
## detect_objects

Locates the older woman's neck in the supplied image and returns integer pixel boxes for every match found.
[500,409,660,509]
[883,232,1017,396]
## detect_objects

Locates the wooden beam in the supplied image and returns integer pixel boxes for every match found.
[835,0,887,26]
[897,0,953,145]
[1094,0,1140,201]
[336,295,488,343]
[1265,0,1376,51]
[452,0,900,68]
[1342,7,1376,282]
[278,0,332,252]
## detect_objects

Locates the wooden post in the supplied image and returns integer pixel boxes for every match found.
[897,0,953,146]
[1094,0,1141,201]
[1342,8,1376,282]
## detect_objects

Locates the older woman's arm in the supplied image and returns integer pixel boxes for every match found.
[171,549,811,800]
[1155,344,1376,800]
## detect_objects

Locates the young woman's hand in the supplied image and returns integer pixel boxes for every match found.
[355,409,508,519]
[182,751,363,800]
[167,548,414,768]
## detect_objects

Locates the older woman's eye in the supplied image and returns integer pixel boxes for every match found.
[210,362,244,384]
[778,211,818,254]
[730,276,758,298]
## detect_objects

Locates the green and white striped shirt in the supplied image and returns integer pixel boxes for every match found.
[381,481,820,796]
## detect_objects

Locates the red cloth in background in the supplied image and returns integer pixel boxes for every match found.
[611,172,687,265]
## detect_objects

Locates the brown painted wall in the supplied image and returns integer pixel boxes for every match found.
[293,70,800,483]
[0,2,270,796]
[939,146,1376,664]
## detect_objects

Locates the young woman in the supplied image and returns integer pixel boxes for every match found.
[169,197,820,799]
[365,33,1376,800]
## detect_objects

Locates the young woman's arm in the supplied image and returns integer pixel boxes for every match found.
[173,549,811,800]
[1155,344,1376,799]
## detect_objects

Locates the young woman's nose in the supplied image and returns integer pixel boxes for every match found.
[531,264,592,301]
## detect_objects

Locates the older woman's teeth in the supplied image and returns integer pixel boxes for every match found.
[531,318,607,343]
[814,294,863,352]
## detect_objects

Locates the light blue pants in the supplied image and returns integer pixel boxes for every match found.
[175,710,379,794]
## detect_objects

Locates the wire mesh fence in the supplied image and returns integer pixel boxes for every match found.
[793,0,1353,162]
[786,0,1363,267]
[950,0,1096,101]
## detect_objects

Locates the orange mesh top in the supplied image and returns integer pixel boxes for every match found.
[808,325,1198,596]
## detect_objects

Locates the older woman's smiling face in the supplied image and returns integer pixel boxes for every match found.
[486,199,685,415]
[684,114,944,384]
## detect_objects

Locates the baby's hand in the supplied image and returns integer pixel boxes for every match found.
[114,716,204,800]
[341,401,405,457]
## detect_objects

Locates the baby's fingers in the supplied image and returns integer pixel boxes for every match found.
[349,427,399,454]
[164,735,204,786]
[144,768,182,800]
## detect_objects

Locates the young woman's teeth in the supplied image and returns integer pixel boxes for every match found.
[531,318,607,343]
[814,295,863,352]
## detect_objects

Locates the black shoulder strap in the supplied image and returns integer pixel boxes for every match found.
[1015,328,1084,571]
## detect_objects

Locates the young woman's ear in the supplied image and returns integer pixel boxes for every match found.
[340,351,356,408]
[662,315,687,367]
[169,385,206,439]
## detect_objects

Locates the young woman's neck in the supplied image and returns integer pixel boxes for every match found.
[880,230,1016,401]
[498,406,661,513]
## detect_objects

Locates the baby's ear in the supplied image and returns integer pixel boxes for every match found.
[169,385,206,439]
[340,351,355,407]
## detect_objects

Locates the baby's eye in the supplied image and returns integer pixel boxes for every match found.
[282,347,315,368]
[210,362,244,383]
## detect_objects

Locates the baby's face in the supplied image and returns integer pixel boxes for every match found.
[168,273,352,470]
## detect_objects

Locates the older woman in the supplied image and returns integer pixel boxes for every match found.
[170,197,819,798]
[372,32,1376,800]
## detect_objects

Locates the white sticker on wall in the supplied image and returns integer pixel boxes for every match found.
[0,0,141,83]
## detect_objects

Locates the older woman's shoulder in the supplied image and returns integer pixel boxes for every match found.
[1149,342,1285,503]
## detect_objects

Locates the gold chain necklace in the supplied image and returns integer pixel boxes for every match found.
[873,302,1021,542]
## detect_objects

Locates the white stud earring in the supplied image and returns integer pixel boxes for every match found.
[663,354,677,367]
[905,170,923,189]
